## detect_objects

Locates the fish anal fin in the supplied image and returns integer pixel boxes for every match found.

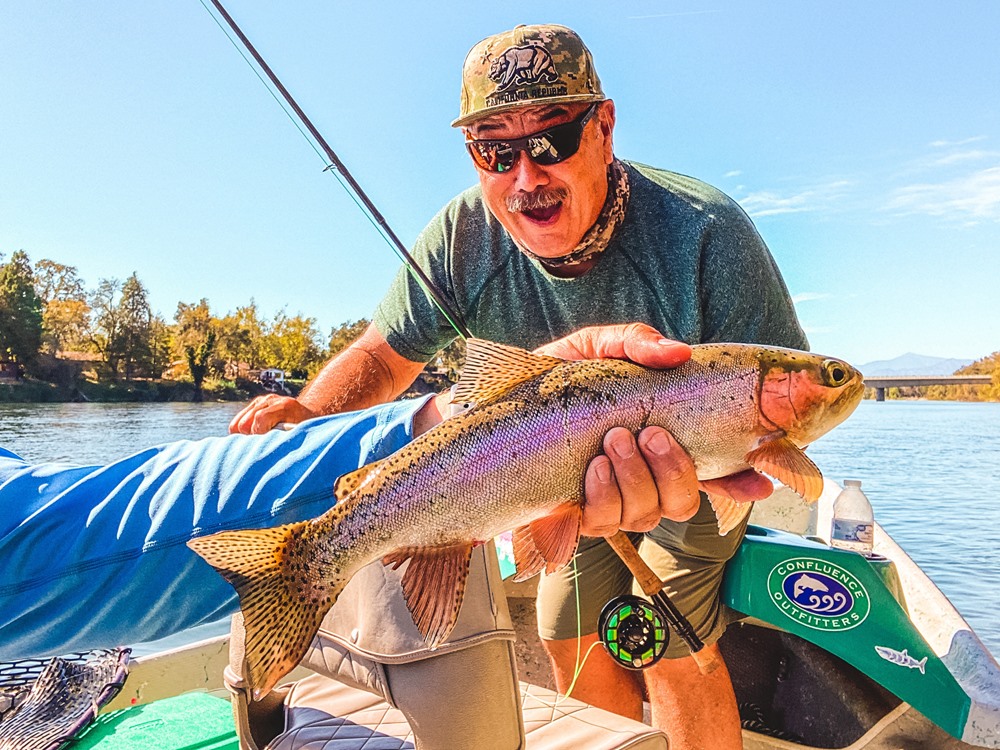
[511,525,546,582]
[746,437,824,503]
[187,522,342,699]
[383,543,475,648]
[453,339,565,406]
[333,460,385,500]
[707,494,753,536]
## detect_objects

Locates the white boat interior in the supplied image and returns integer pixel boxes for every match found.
[98,481,1000,749]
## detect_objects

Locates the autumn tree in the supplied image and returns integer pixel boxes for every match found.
[216,302,266,377]
[262,311,323,378]
[174,299,219,379]
[33,259,90,354]
[0,250,44,372]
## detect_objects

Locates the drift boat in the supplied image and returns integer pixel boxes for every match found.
[9,479,986,750]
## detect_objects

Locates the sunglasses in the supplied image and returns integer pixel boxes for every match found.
[466,103,600,173]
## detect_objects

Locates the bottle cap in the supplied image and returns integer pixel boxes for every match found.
[843,479,862,488]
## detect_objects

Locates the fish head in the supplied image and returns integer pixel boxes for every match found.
[756,348,864,445]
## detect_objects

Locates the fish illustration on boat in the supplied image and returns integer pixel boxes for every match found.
[875,646,927,675]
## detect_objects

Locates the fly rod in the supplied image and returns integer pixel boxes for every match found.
[203,1,712,672]
[204,0,471,340]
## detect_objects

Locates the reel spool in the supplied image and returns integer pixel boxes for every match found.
[597,595,668,671]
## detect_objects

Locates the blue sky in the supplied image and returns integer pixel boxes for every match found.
[2,1,997,367]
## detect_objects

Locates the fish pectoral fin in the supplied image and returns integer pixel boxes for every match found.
[187,522,338,700]
[333,460,385,500]
[707,494,753,536]
[383,542,475,648]
[511,502,583,581]
[745,437,824,503]
[453,339,565,406]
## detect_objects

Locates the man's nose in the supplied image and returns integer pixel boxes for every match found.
[510,150,550,192]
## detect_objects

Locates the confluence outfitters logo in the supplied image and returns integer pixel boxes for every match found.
[767,557,870,631]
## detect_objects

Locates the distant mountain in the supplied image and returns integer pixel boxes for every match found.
[859,353,975,377]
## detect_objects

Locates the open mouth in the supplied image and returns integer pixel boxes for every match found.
[522,202,562,224]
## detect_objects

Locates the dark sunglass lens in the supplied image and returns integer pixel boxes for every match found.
[469,141,513,172]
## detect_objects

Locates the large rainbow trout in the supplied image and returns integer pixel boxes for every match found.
[188,339,863,697]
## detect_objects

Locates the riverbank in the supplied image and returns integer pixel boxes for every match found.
[0,377,270,403]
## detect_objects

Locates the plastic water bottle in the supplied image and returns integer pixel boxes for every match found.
[830,480,874,555]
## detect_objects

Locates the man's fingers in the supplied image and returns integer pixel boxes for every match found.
[637,427,701,521]
[534,323,691,369]
[582,456,623,537]
[700,469,774,504]
[603,428,662,532]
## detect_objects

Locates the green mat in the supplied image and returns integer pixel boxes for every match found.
[73,691,238,749]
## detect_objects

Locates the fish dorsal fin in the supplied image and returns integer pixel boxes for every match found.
[453,339,565,407]
[510,501,582,582]
[333,460,385,500]
[383,542,475,648]
[746,437,824,503]
[707,494,754,536]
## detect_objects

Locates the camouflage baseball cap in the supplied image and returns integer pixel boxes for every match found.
[452,24,606,128]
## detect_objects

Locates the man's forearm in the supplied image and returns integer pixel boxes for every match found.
[299,326,428,416]
[300,346,402,415]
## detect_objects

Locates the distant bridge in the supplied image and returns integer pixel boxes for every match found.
[864,375,992,401]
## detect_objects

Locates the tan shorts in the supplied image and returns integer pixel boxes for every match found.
[536,493,748,659]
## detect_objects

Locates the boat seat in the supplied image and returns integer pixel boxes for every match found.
[225,543,667,750]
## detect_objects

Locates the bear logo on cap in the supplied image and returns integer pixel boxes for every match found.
[488,42,560,92]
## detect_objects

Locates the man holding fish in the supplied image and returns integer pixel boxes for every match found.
[230,24,808,750]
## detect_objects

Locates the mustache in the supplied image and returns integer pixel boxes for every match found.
[506,186,569,213]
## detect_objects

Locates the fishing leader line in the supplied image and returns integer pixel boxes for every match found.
[197,0,471,341]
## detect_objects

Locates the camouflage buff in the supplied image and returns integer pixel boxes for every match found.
[452,24,606,127]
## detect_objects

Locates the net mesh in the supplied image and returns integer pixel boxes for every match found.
[0,649,129,750]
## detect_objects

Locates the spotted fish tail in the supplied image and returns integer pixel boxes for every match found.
[187,521,343,700]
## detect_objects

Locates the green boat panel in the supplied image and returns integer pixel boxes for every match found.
[722,525,971,741]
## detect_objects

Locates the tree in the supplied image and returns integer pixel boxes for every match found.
[115,273,154,381]
[216,302,266,377]
[186,330,217,402]
[174,299,219,379]
[91,273,156,381]
[263,311,322,378]
[0,250,44,372]
[327,318,369,358]
[33,259,90,354]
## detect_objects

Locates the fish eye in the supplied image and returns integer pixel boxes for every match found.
[822,359,851,386]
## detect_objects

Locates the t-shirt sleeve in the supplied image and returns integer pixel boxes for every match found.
[698,201,809,350]
[372,206,463,363]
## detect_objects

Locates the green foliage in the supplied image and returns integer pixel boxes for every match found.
[263,311,323,378]
[328,318,369,358]
[215,302,266,373]
[185,330,217,402]
[0,250,44,372]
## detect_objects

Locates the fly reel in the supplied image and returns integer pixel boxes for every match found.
[597,595,668,671]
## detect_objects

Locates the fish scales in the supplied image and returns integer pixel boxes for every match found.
[189,339,864,697]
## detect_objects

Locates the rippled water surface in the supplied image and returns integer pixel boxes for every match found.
[3,399,999,657]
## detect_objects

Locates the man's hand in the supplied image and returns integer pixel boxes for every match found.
[229,395,317,435]
[535,323,773,536]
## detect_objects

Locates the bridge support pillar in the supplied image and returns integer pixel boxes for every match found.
[875,387,885,402]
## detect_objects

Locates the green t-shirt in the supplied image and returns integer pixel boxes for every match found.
[373,161,808,360]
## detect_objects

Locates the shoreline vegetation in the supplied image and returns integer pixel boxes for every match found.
[0,250,464,404]
[1,250,996,404]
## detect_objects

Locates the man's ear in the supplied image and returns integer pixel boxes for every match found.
[599,100,616,164]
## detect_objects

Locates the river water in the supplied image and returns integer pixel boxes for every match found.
[2,399,998,657]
